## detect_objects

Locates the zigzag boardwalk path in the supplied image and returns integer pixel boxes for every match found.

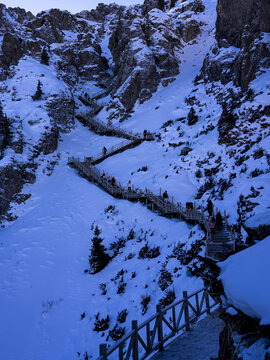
[151,310,224,360]
[68,112,235,360]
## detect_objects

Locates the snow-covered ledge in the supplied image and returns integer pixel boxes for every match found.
[219,235,270,325]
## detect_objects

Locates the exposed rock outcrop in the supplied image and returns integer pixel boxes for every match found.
[1,33,23,66]
[142,0,164,15]
[46,94,75,133]
[200,0,270,90]
[216,0,270,48]
[108,7,182,114]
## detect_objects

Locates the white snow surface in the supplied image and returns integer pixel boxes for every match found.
[0,0,269,358]
[0,122,204,360]
[219,236,270,325]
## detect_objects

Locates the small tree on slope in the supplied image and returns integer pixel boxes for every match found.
[187,107,198,125]
[40,47,49,65]
[0,102,12,154]
[32,80,43,101]
[89,226,111,274]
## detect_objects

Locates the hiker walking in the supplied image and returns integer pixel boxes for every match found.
[162,190,168,199]
[208,215,215,234]
[102,146,107,155]
[216,211,223,231]
[127,180,132,192]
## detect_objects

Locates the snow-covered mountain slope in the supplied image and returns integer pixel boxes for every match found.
[0,0,269,359]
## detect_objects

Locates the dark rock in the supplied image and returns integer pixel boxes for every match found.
[180,19,201,42]
[46,94,75,132]
[200,33,270,90]
[218,324,239,360]
[191,0,205,13]
[83,3,124,22]
[139,88,152,104]
[1,33,23,66]
[142,0,164,15]
[0,164,36,216]
[216,0,270,48]
[244,224,270,243]
[37,127,59,155]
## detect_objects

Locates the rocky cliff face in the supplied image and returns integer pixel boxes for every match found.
[216,0,270,48]
[201,0,270,91]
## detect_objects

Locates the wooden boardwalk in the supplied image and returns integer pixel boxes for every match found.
[86,139,144,165]
[150,310,224,360]
[68,156,210,228]
[76,112,155,141]
[68,155,235,261]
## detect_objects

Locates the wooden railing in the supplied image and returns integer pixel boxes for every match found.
[77,112,154,141]
[96,287,220,360]
[68,157,210,226]
[68,157,236,260]
[87,139,142,165]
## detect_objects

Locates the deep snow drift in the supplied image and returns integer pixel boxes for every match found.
[219,235,270,325]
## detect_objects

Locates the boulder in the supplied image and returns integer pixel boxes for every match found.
[180,19,201,42]
[1,33,23,66]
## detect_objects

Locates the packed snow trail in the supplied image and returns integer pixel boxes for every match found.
[150,311,224,360]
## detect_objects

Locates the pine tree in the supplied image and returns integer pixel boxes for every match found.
[32,80,43,101]
[40,47,49,65]
[158,0,164,10]
[169,0,177,9]
[89,226,111,274]
[0,102,12,154]
[217,103,237,137]
[187,107,198,125]
[207,199,213,216]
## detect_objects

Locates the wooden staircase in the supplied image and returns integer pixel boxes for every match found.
[206,223,235,261]
[86,139,144,165]
[76,112,155,140]
[68,157,210,228]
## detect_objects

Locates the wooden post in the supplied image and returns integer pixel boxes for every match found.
[146,322,151,352]
[156,304,164,351]
[205,289,211,315]
[132,320,139,360]
[99,343,107,360]
[183,291,190,331]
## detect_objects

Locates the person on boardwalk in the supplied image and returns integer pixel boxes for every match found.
[101,170,105,178]
[111,176,116,186]
[127,180,132,192]
[143,129,147,139]
[216,211,223,231]
[102,146,107,156]
[208,215,215,234]
[163,190,168,199]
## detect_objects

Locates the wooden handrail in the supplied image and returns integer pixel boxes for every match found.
[97,287,220,360]
[78,112,155,141]
[68,156,235,261]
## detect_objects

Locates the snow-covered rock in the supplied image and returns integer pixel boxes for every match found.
[219,236,270,325]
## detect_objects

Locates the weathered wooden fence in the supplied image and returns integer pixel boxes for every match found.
[96,287,220,360]
[68,156,235,260]
[77,112,154,141]
[87,139,143,165]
